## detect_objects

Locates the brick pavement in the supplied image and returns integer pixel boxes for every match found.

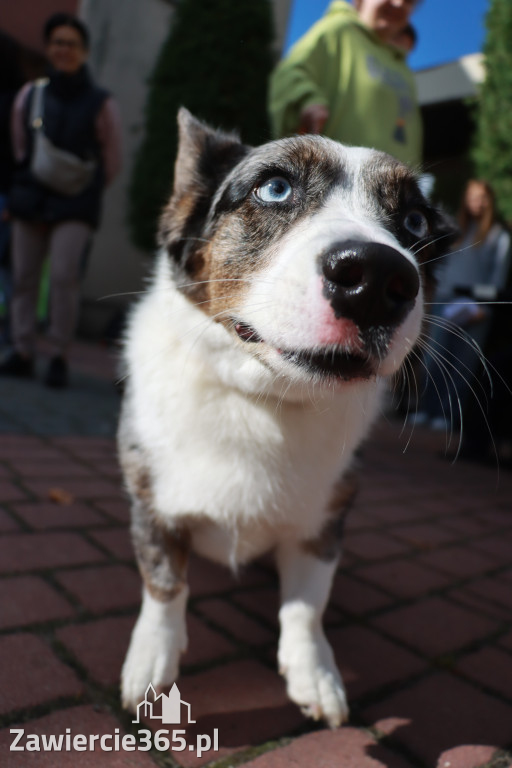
[0,340,511,767]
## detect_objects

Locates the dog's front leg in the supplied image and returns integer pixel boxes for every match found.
[276,539,349,728]
[121,497,190,712]
[276,541,348,728]
[276,475,356,727]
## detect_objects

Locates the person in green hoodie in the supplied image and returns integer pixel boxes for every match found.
[268,0,422,167]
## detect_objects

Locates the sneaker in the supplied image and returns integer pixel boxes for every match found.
[0,350,34,378]
[44,356,69,388]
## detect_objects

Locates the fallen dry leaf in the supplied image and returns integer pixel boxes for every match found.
[48,487,74,505]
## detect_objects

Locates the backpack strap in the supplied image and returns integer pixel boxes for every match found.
[30,78,50,130]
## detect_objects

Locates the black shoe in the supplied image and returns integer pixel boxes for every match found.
[44,356,69,388]
[0,350,34,378]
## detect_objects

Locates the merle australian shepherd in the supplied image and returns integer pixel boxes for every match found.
[118,109,454,727]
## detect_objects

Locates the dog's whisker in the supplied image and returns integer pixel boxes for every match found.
[425,300,512,307]
[419,329,497,462]
[401,356,419,452]
[420,239,481,267]
[423,314,492,396]
[411,231,455,258]
[422,329,490,408]
[416,338,460,451]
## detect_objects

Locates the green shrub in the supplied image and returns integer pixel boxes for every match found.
[128,0,274,251]
[472,0,512,222]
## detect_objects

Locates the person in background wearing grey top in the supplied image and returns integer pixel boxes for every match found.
[415,179,510,430]
[0,13,121,388]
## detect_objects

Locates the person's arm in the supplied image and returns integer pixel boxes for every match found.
[268,26,332,138]
[487,229,511,291]
[10,82,32,163]
[95,96,123,186]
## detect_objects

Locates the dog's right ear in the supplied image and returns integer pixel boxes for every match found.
[159,109,249,254]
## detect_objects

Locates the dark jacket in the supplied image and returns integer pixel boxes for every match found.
[9,65,109,228]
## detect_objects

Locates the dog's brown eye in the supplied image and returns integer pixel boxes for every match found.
[255,176,292,203]
[404,210,429,239]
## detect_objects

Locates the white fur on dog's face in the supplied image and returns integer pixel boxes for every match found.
[161,114,451,393]
[237,146,424,383]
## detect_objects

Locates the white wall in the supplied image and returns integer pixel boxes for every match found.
[79,0,175,334]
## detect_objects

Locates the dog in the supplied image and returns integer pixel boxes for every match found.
[118,108,453,728]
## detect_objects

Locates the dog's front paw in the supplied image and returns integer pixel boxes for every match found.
[278,629,348,728]
[121,615,187,712]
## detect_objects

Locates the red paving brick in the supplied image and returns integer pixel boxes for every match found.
[21,478,122,502]
[470,535,512,568]
[56,612,236,686]
[8,459,96,478]
[371,596,498,657]
[0,576,75,629]
[56,616,135,686]
[188,554,270,597]
[0,437,58,459]
[88,528,134,560]
[0,634,82,715]
[0,705,157,767]
[390,522,458,550]
[12,501,107,529]
[447,586,511,622]
[183,613,238,667]
[364,672,512,766]
[93,499,130,523]
[55,565,141,613]
[499,631,512,652]
[241,727,412,768]
[231,587,279,626]
[328,625,425,700]
[0,509,20,532]
[197,599,276,646]
[331,571,391,615]
[0,481,31,503]
[462,576,512,611]
[174,659,304,761]
[344,531,409,560]
[0,531,105,572]
[52,436,116,453]
[457,646,512,700]
[357,558,450,598]
[418,546,496,579]
[435,746,498,768]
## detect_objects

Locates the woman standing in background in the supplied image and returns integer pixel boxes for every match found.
[418,179,511,430]
[0,13,121,388]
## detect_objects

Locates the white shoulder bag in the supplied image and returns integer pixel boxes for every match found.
[30,78,97,196]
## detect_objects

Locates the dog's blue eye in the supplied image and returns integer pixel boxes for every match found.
[404,210,429,239]
[256,177,292,203]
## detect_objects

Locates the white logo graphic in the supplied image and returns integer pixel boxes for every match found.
[132,683,196,725]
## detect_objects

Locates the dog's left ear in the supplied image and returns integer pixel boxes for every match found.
[159,109,250,254]
[173,108,249,198]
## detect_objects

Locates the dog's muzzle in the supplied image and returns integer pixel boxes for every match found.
[320,240,420,329]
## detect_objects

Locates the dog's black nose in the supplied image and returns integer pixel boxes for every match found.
[321,240,420,328]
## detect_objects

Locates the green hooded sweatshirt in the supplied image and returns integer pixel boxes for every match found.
[268,1,422,167]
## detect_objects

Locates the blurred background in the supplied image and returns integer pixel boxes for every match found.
[0,0,505,344]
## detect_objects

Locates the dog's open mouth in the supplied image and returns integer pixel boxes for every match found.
[234,322,374,380]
